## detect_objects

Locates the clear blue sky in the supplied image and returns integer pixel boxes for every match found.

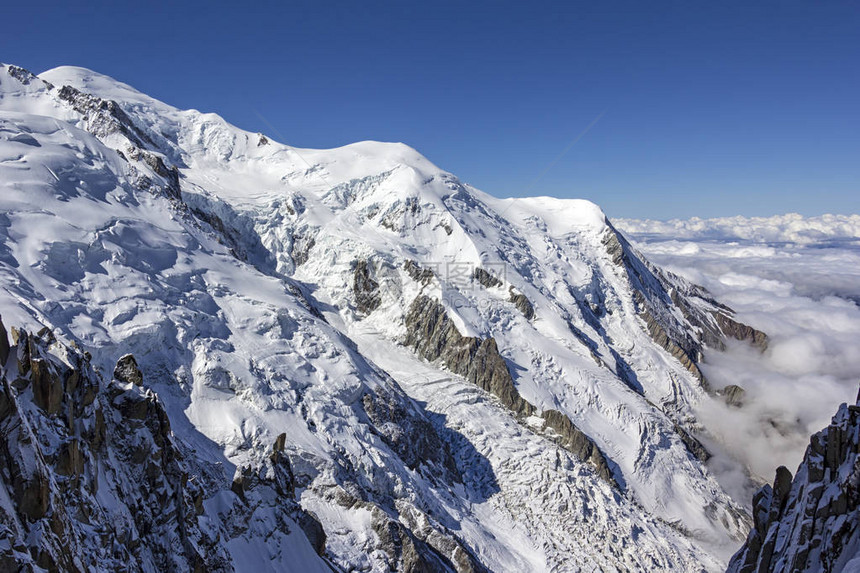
[3,0,858,219]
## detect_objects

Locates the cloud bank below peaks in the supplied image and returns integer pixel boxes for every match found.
[616,213,860,504]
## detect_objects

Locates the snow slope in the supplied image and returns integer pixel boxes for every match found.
[0,62,772,571]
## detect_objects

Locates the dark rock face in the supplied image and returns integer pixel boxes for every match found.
[7,65,42,85]
[727,395,860,573]
[353,259,382,314]
[713,313,769,351]
[403,295,615,484]
[362,389,460,481]
[602,227,628,267]
[0,329,228,571]
[30,358,64,414]
[508,290,535,320]
[404,295,534,417]
[718,384,746,408]
[113,353,144,386]
[404,260,435,285]
[673,423,711,462]
[636,295,708,388]
[53,83,184,203]
[57,85,153,150]
[604,227,711,388]
[370,506,449,573]
[469,266,535,320]
[0,315,9,364]
[0,326,325,571]
[328,497,488,573]
[290,231,316,266]
[604,226,769,394]
[472,267,502,289]
[541,409,615,484]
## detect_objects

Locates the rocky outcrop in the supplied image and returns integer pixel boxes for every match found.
[30,357,64,415]
[637,297,708,388]
[509,289,535,320]
[542,409,615,484]
[471,269,535,320]
[606,226,769,393]
[404,295,534,417]
[113,353,143,386]
[0,315,9,364]
[605,228,710,386]
[0,325,223,571]
[602,227,628,267]
[713,312,769,351]
[290,231,317,266]
[362,389,460,481]
[226,435,328,557]
[6,65,48,87]
[56,85,154,150]
[370,506,458,573]
[353,258,382,314]
[0,323,326,571]
[472,267,502,289]
[404,260,435,284]
[718,384,746,408]
[404,296,615,484]
[325,487,488,573]
[727,392,860,573]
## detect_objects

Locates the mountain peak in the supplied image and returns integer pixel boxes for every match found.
[0,60,773,572]
[39,65,168,109]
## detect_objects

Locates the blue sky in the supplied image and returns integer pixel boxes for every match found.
[3,1,858,219]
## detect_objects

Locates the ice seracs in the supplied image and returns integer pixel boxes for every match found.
[0,62,784,571]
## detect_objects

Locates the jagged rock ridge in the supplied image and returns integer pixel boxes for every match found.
[0,321,328,572]
[727,390,860,573]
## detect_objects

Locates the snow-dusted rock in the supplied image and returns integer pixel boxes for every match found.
[728,391,860,572]
[0,323,332,572]
[0,61,780,571]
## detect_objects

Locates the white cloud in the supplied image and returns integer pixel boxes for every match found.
[616,213,860,246]
[617,214,860,503]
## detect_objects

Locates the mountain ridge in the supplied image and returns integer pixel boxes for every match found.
[0,62,780,571]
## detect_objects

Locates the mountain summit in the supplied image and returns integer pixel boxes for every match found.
[1,63,771,571]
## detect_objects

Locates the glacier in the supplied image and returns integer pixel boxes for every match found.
[0,62,825,571]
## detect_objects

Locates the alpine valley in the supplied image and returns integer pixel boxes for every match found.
[0,63,855,572]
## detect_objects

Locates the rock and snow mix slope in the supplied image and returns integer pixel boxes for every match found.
[0,62,782,571]
[727,392,860,572]
[0,322,330,572]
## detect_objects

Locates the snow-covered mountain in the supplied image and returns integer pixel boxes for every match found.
[0,62,775,571]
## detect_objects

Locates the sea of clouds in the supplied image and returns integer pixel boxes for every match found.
[616,213,860,503]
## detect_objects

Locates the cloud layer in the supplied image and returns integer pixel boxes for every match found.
[617,214,860,503]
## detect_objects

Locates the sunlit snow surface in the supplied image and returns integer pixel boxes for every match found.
[616,215,860,501]
[3,62,853,571]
